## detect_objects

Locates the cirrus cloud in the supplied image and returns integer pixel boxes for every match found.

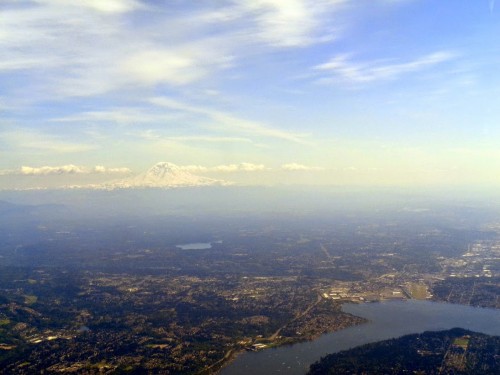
[314,51,456,84]
[34,0,144,14]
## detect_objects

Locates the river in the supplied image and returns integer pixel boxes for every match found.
[220,300,500,375]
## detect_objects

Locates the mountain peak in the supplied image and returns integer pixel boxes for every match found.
[101,162,230,189]
[150,161,180,170]
[147,162,182,178]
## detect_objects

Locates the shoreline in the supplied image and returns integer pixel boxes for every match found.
[215,300,500,375]
[214,298,499,374]
[213,348,245,375]
[214,306,368,374]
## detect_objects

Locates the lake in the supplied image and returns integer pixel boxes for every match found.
[221,300,500,375]
[176,242,212,250]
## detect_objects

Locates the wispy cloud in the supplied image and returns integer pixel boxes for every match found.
[209,112,312,145]
[34,0,144,14]
[314,51,455,84]
[121,48,234,87]
[236,0,346,47]
[52,108,183,125]
[1,129,96,153]
[0,0,346,99]
[166,136,253,144]
[135,130,254,145]
[0,2,233,97]
[150,97,311,144]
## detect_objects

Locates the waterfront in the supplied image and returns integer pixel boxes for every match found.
[221,300,500,375]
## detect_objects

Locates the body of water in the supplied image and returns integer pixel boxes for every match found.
[221,300,500,375]
[176,242,212,250]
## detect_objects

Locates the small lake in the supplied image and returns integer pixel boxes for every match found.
[176,242,212,250]
[221,300,500,375]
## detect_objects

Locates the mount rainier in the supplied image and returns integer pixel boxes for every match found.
[100,162,229,189]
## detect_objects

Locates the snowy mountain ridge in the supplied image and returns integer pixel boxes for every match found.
[100,162,229,189]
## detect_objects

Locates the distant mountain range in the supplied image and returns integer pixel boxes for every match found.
[71,162,230,190]
[103,162,229,189]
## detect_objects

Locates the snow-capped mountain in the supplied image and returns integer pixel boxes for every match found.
[101,162,228,189]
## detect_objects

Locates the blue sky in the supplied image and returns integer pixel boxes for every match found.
[1,0,499,188]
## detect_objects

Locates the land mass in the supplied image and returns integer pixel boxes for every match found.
[308,328,500,375]
[0,190,498,373]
